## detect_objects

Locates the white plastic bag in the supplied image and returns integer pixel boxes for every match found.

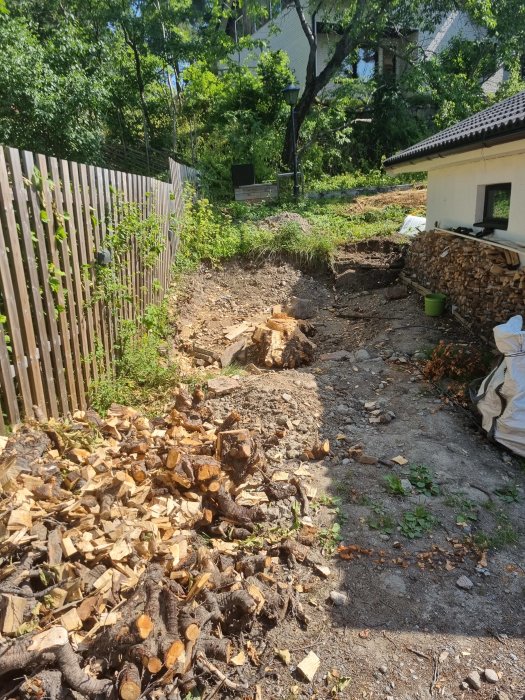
[474,315,525,456]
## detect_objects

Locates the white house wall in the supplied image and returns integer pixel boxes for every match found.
[423,140,525,248]
[235,6,312,87]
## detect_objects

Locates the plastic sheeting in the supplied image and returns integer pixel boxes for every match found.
[399,215,427,237]
[474,315,525,456]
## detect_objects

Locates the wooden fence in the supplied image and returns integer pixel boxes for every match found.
[0,146,196,431]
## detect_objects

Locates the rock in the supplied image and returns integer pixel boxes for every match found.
[329,590,348,606]
[466,671,481,690]
[313,564,331,578]
[456,575,474,590]
[285,297,317,319]
[484,669,499,684]
[460,681,469,690]
[384,284,408,301]
[355,453,378,465]
[400,478,412,493]
[207,376,240,396]
[219,338,246,368]
[281,393,293,403]
[379,665,388,674]
[319,350,353,361]
[494,692,510,700]
[355,348,371,361]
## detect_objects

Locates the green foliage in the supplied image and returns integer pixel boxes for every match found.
[399,506,435,539]
[495,483,521,504]
[318,522,342,554]
[408,465,439,497]
[444,492,479,524]
[308,170,426,193]
[367,503,395,534]
[89,302,177,414]
[384,474,407,496]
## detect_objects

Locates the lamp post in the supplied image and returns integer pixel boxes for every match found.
[282,83,300,199]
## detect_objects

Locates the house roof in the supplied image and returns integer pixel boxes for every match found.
[384,90,525,168]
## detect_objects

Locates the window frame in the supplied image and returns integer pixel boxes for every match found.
[482,183,511,231]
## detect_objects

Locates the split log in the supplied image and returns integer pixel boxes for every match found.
[118,662,141,700]
[216,429,264,483]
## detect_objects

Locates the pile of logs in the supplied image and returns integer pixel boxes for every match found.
[405,230,524,336]
[252,306,316,368]
[0,389,313,699]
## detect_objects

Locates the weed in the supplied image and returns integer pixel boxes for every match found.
[470,508,520,550]
[408,465,439,497]
[318,522,342,555]
[445,493,479,525]
[367,503,395,535]
[384,474,407,496]
[399,506,435,539]
[495,483,521,504]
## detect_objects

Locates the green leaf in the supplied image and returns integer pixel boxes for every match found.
[40,210,49,223]
[55,225,67,242]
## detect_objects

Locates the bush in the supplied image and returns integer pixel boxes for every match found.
[307,170,426,193]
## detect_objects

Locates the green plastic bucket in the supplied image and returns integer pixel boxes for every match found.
[424,293,446,317]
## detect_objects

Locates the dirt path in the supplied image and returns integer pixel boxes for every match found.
[173,254,525,700]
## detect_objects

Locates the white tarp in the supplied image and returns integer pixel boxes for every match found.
[474,315,525,456]
[399,215,427,237]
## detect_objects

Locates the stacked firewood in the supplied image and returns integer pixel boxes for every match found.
[405,230,524,335]
[0,388,313,699]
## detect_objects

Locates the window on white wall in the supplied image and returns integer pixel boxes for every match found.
[482,183,511,230]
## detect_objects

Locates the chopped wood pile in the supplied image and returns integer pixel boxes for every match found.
[0,389,316,699]
[252,306,316,369]
[405,230,523,336]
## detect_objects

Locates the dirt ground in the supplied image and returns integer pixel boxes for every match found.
[172,250,525,700]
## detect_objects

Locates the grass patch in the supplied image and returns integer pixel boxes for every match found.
[399,506,435,539]
[307,170,426,193]
[384,474,407,496]
[367,503,395,535]
[495,483,521,504]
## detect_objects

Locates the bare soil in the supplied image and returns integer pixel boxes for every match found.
[173,248,525,700]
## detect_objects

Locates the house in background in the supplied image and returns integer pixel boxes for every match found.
[384,90,525,337]
[231,5,504,94]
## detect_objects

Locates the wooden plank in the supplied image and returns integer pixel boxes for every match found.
[74,163,98,383]
[7,147,59,418]
[96,167,116,367]
[136,174,146,316]
[119,170,133,321]
[35,154,78,409]
[0,309,20,426]
[88,165,111,375]
[0,149,44,418]
[22,151,69,415]
[59,159,91,403]
[49,157,86,409]
[127,172,139,318]
[144,177,153,308]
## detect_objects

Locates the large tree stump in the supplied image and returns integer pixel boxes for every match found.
[252,313,316,368]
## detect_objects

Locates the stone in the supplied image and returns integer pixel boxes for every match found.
[456,575,474,590]
[206,376,240,397]
[384,284,408,301]
[400,479,413,493]
[494,692,510,700]
[379,665,388,674]
[284,297,317,319]
[219,338,246,368]
[319,350,353,362]
[466,671,481,690]
[484,669,499,684]
[355,349,371,361]
[281,393,293,403]
[329,590,348,606]
[297,651,320,682]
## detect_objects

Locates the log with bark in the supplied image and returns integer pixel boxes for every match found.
[252,311,316,368]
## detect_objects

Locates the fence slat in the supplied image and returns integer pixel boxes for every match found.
[22,151,69,415]
[0,314,20,427]
[49,157,86,409]
[36,154,79,409]
[59,158,91,405]
[7,147,59,418]
[88,165,111,374]
[0,149,46,418]
[72,163,98,383]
